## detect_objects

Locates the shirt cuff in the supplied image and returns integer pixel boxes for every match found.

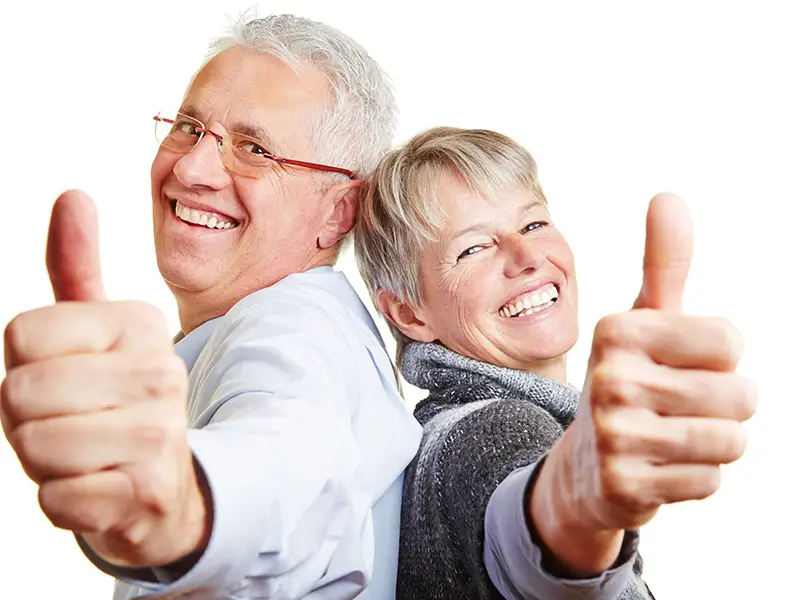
[484,455,639,600]
[76,429,267,598]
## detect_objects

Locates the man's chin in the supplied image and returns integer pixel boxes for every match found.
[157,255,218,296]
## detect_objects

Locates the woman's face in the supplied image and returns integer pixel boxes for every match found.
[408,173,579,375]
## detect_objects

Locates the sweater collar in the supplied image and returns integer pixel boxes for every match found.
[401,341,580,424]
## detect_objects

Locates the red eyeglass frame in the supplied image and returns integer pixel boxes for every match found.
[153,114,356,179]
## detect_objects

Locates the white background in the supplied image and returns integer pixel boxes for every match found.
[1,1,798,598]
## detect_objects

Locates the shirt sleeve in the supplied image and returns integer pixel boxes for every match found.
[78,295,400,599]
[484,455,639,600]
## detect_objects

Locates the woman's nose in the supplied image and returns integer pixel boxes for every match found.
[503,235,546,278]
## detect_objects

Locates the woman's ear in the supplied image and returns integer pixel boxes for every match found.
[376,288,436,343]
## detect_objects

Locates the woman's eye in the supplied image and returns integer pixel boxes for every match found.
[522,221,548,234]
[457,245,484,260]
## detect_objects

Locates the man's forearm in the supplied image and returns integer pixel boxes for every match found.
[529,428,625,577]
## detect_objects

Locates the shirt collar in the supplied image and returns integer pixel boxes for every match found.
[171,266,337,370]
[173,317,220,373]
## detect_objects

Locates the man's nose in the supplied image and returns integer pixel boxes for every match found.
[172,133,231,191]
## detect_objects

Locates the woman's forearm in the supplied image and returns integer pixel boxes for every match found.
[528,428,625,577]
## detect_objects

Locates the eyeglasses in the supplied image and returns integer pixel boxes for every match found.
[152,112,356,180]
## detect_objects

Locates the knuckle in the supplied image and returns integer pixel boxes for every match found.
[593,314,636,350]
[131,422,170,453]
[681,420,703,451]
[139,481,173,517]
[696,467,722,498]
[9,420,44,474]
[0,369,28,421]
[4,313,30,360]
[720,422,748,463]
[37,484,65,526]
[127,463,175,516]
[39,483,73,528]
[121,301,169,336]
[136,356,187,399]
[130,407,186,455]
[714,317,745,364]
[736,377,759,420]
[590,358,636,408]
[593,411,630,455]
[39,483,103,532]
[600,457,639,504]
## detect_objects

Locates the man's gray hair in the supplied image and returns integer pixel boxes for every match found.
[193,13,397,178]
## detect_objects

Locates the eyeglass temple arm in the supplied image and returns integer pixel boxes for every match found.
[152,115,355,179]
[271,156,355,179]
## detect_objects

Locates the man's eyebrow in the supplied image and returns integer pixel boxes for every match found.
[178,104,202,120]
[178,105,283,153]
[229,121,283,153]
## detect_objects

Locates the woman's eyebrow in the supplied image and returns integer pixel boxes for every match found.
[450,221,491,241]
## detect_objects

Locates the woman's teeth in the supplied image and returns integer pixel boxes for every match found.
[500,283,559,318]
[174,200,237,229]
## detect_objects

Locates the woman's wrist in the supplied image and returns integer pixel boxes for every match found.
[529,430,625,577]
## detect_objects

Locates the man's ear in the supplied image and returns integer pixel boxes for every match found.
[318,180,363,249]
[376,288,436,343]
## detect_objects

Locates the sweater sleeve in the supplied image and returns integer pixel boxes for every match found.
[397,398,567,600]
[397,398,649,600]
[484,457,642,600]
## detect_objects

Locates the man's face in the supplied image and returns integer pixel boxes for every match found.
[151,46,338,316]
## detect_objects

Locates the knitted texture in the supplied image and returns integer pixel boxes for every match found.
[396,341,652,599]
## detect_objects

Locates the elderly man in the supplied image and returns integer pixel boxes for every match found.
[1,14,421,600]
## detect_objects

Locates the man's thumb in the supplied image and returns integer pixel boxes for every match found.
[633,193,693,313]
[46,190,108,302]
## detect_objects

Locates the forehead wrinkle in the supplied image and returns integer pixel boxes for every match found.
[183,49,330,160]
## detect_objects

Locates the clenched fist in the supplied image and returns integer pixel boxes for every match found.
[533,193,757,573]
[1,191,208,568]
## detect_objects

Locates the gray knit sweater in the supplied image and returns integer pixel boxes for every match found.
[396,341,652,599]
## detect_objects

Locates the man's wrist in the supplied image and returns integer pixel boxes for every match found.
[82,452,212,571]
[159,452,213,571]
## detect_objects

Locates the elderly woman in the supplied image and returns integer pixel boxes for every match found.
[354,127,753,599]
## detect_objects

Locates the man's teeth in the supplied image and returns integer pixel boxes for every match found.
[500,283,559,318]
[174,200,236,229]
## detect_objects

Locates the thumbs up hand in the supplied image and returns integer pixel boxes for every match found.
[531,193,757,574]
[1,191,206,568]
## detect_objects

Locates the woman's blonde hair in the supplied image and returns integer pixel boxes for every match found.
[354,126,547,362]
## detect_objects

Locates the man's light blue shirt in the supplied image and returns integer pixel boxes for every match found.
[80,266,422,599]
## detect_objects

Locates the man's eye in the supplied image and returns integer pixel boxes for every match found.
[238,141,269,156]
[522,221,548,234]
[457,245,484,260]
[175,121,201,137]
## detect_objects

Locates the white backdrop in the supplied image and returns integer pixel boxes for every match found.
[1,1,797,598]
